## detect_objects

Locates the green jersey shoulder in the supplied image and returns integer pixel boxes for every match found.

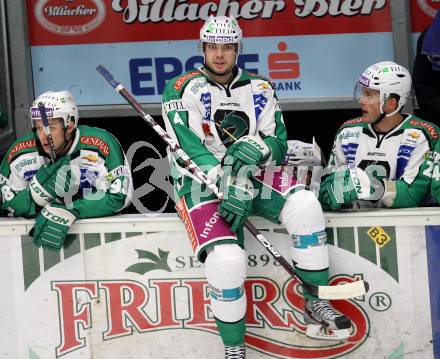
[4,132,39,164]
[163,70,205,100]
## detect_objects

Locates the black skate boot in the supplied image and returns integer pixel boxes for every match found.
[304,299,352,340]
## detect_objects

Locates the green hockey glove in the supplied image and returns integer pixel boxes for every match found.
[30,203,79,251]
[224,135,271,177]
[318,168,383,210]
[29,156,74,206]
[218,177,254,233]
[0,174,36,217]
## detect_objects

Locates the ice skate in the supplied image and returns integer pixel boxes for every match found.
[224,344,245,359]
[304,299,352,340]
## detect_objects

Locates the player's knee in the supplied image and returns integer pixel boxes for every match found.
[205,243,246,286]
[205,243,247,322]
[279,189,325,234]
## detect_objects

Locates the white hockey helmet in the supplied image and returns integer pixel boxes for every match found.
[199,15,243,53]
[30,90,79,128]
[354,61,412,116]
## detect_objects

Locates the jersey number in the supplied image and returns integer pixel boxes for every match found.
[422,160,440,181]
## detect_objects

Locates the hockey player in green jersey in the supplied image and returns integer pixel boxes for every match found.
[162,16,352,358]
[0,90,132,250]
[319,61,439,210]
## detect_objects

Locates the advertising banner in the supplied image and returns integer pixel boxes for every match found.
[27,0,398,105]
[0,215,437,358]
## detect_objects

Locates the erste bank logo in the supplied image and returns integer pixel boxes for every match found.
[34,0,106,36]
[417,0,440,18]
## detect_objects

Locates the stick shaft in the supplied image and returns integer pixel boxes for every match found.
[37,103,57,162]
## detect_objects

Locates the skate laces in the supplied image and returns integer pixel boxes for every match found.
[224,344,245,359]
[310,300,341,320]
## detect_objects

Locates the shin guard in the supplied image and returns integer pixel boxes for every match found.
[279,190,329,299]
[205,243,247,345]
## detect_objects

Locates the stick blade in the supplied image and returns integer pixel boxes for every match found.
[96,64,120,89]
[317,280,368,300]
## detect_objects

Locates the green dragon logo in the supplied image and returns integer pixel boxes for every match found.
[215,110,249,147]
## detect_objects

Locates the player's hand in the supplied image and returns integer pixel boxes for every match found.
[218,177,254,233]
[318,172,345,210]
[224,135,271,176]
[29,156,73,206]
[318,168,383,210]
[29,203,79,251]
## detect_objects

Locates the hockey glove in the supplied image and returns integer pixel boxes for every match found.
[218,177,254,233]
[318,168,383,210]
[29,156,74,206]
[224,135,271,177]
[0,174,36,217]
[29,203,79,251]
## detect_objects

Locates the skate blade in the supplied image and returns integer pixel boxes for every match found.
[305,324,351,341]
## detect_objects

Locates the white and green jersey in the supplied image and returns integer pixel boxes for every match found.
[0,125,132,218]
[162,66,287,198]
[326,115,439,208]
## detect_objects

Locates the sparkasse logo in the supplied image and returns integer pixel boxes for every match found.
[34,0,106,36]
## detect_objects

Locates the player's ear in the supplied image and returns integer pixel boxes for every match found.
[65,119,75,135]
[384,96,399,114]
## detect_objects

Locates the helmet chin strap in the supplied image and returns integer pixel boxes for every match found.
[374,98,401,125]
[59,127,75,156]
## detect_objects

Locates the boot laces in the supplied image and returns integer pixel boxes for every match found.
[225,344,245,359]
[311,300,341,320]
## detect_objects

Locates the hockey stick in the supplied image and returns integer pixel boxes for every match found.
[37,102,57,162]
[96,64,368,300]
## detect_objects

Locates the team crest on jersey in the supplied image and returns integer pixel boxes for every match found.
[214,110,249,147]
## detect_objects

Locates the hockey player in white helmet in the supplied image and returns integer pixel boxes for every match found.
[162,16,353,358]
[319,61,439,210]
[0,90,133,251]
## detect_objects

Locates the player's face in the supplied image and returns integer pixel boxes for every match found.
[34,118,74,155]
[204,43,237,77]
[357,88,381,123]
